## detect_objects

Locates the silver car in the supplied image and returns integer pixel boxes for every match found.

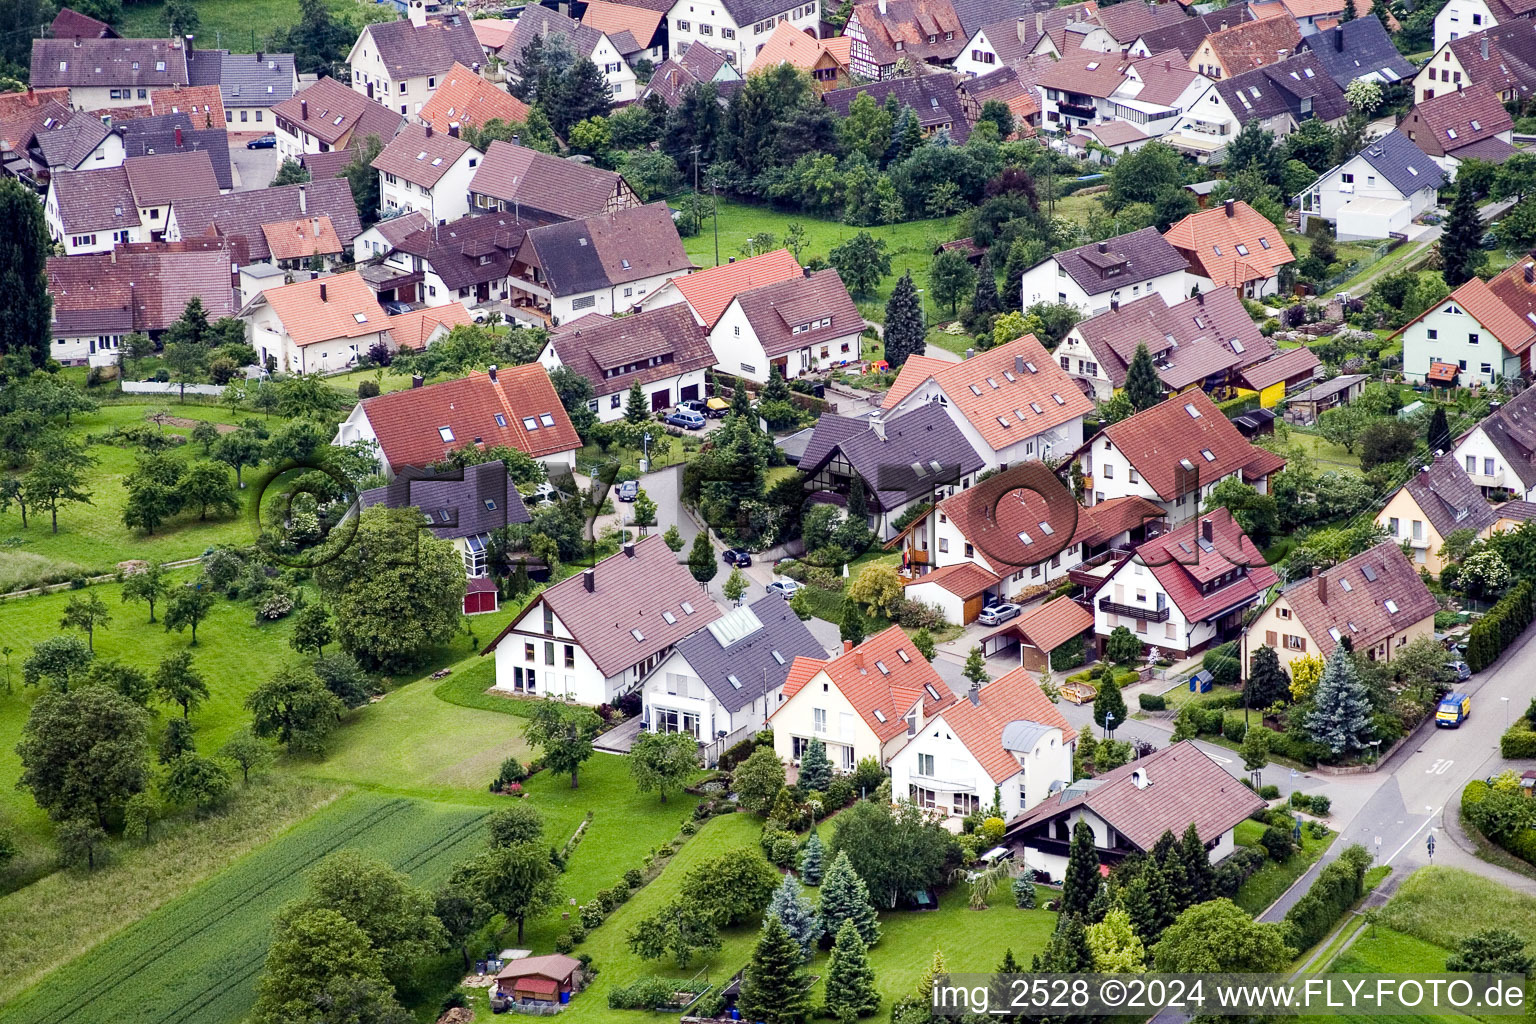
[767,579,800,599]
[976,602,1021,626]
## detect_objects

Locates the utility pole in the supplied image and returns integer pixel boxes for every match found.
[712,178,720,268]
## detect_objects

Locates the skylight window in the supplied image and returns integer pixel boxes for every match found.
[873,709,887,723]
[1258,237,1270,249]
[1235,243,1249,256]
[1003,371,1016,382]
[772,650,785,664]
[1470,119,1480,130]
[1180,457,1195,471]
[417,151,428,160]
[997,415,1011,427]
[1201,448,1215,461]
[1303,67,1314,77]
[924,684,941,700]
[1339,578,1352,591]
[897,649,910,663]
[1348,621,1359,632]
[494,413,507,427]
[875,660,890,675]
[1408,166,1419,176]
[631,628,645,642]
[969,383,983,396]
[522,416,538,430]
[662,610,676,624]
[1039,521,1055,536]
[431,157,443,166]
[1185,403,1202,418]
[1086,61,1099,69]
[1025,361,1038,373]
[1328,627,1342,642]
[438,426,455,442]
[621,258,630,269]
[540,413,556,427]
[728,673,742,688]
[1018,529,1034,544]
[1030,402,1043,414]
[1213,244,1223,256]
[334,115,345,125]
[1447,128,1458,139]
[438,509,451,522]
[352,312,369,324]
[1361,565,1378,582]
[987,377,999,389]
[681,601,695,615]
[1231,337,1246,353]
[1249,86,1260,98]
[1385,599,1399,613]
[484,499,497,511]
[1053,393,1065,405]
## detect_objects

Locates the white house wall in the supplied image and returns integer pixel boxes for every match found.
[1401,301,1525,387]
[1018,257,1187,317]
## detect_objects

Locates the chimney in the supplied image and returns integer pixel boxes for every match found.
[512,133,520,146]
[853,649,865,669]
[488,364,498,381]
[425,123,433,139]
[1015,354,1025,374]
[1277,48,1287,61]
[843,639,854,654]
[1196,290,1205,305]
[1110,298,1119,311]
[257,51,263,62]
[582,568,595,591]
[448,123,459,138]
[872,417,886,441]
[803,266,812,278]
[311,216,320,237]
[1224,198,1235,217]
[727,256,735,263]
[408,0,428,27]
[319,283,329,302]
[1525,262,1534,284]
[110,249,117,264]
[1481,35,1489,60]
[412,374,425,388]
[1036,10,1045,35]
[1164,58,1170,70]
[1318,573,1328,604]
[174,126,182,147]
[26,85,33,100]
[1201,517,1213,543]
[966,348,975,359]
[1335,26,1344,51]
[74,35,81,46]
[310,269,319,280]
[298,183,307,214]
[623,541,636,557]
[967,683,980,706]
[300,98,308,120]
[1097,241,1108,253]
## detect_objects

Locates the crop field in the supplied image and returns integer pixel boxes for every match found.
[0,793,488,1024]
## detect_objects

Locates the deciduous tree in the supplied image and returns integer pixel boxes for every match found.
[60,591,111,651]
[286,850,448,977]
[627,899,722,967]
[1153,898,1294,971]
[523,698,601,788]
[163,752,233,811]
[680,849,779,927]
[164,583,215,645]
[155,649,209,719]
[23,634,93,692]
[0,178,53,368]
[628,729,699,803]
[178,461,239,520]
[251,909,407,1024]
[735,745,787,814]
[22,432,94,534]
[247,663,346,753]
[829,799,952,909]
[828,231,891,298]
[220,730,276,784]
[17,685,150,827]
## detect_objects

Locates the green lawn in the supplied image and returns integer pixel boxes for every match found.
[1284,428,1364,472]
[117,0,379,53]
[1233,818,1337,915]
[0,403,277,591]
[682,200,964,326]
[517,812,1058,1024]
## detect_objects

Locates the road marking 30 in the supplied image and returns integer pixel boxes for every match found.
[1426,759,1455,775]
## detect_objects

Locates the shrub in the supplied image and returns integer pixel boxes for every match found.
[1224,719,1247,743]
[1139,693,1166,712]
[718,735,764,771]
[1261,825,1295,862]
[1212,845,1266,898]
[1013,875,1037,909]
[1309,795,1331,817]
[624,868,644,889]
[1290,790,1310,809]
[1259,784,1281,800]
[826,775,856,809]
[579,902,604,930]
[1282,844,1369,950]
[680,820,697,836]
[1307,820,1329,839]
[493,757,527,790]
[608,977,676,1010]
[357,380,381,398]
[554,932,575,954]
[1502,718,1536,759]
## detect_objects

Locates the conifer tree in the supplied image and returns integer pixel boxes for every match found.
[1043,915,1094,972]
[883,271,926,369]
[1427,405,1452,452]
[1060,819,1101,918]
[1145,854,1177,933]
[1152,830,1193,913]
[800,830,825,885]
[1093,677,1127,731]
[819,850,881,945]
[799,738,832,792]
[1441,182,1485,287]
[766,874,820,964]
[1120,869,1161,944]
[625,380,649,424]
[973,252,1000,315]
[1179,823,1214,905]
[738,917,811,1024]
[1340,0,1356,20]
[1124,342,1162,411]
[825,920,880,1019]
[1305,645,1376,757]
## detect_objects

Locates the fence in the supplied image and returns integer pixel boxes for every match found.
[120,381,226,396]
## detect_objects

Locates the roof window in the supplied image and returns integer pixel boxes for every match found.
[681,601,695,614]
[1385,599,1399,613]
[631,628,645,641]
[987,377,999,389]
[1180,457,1196,471]
[969,383,983,396]
[438,426,455,442]
[728,673,742,688]
[897,649,910,663]
[539,413,556,427]
[353,312,368,323]
[997,415,1011,427]
[662,610,676,624]
[924,683,941,700]
[772,650,785,664]
[1018,529,1033,544]
[1025,361,1038,373]
[1185,402,1202,418]
[1328,627,1342,642]
[875,660,890,675]
[1201,448,1215,461]
[484,498,497,511]
[522,416,538,430]
[1259,237,1270,249]
[1003,371,1016,382]
[873,708,887,723]
[1361,564,1378,582]
[494,413,507,427]
[1030,402,1043,414]
[1339,578,1352,591]
[1053,393,1065,405]
[1235,243,1249,256]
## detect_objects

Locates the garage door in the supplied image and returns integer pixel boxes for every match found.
[651,388,670,411]
[680,383,699,402]
[962,595,985,623]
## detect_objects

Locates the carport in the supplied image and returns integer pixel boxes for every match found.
[982,597,1095,671]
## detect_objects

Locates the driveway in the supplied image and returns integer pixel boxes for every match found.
[229,139,278,191]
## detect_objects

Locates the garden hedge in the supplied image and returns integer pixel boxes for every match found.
[1501,718,1536,759]
[1467,580,1534,672]
[1282,845,1371,951]
[1139,693,1166,712]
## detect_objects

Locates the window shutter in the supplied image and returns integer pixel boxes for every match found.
[1266,630,1277,646]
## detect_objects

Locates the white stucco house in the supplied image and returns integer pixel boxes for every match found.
[537,304,716,422]
[706,268,864,383]
[664,0,818,71]
[349,1,486,114]
[888,666,1077,821]
[1295,131,1446,239]
[1018,227,1189,317]
[241,271,390,374]
[1003,740,1264,882]
[1448,375,1536,500]
[1397,264,1536,389]
[769,625,954,772]
[372,122,479,224]
[482,535,723,706]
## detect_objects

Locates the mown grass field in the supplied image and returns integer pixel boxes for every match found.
[0,793,490,1024]
[0,403,270,590]
[117,0,380,53]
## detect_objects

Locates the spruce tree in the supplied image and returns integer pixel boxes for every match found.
[998,948,1023,974]
[800,831,825,885]
[1152,830,1193,913]
[1441,183,1485,287]
[1179,823,1214,905]
[819,850,881,945]
[973,251,1000,314]
[625,380,649,424]
[898,106,923,159]
[1093,677,1127,731]
[1340,0,1357,21]
[763,362,792,404]
[1120,869,1160,943]
[1060,819,1101,918]
[766,873,821,964]
[0,178,53,368]
[738,917,811,1024]
[824,920,880,1019]
[1145,851,1177,933]
[1245,645,1290,711]
[1123,342,1162,412]
[1427,406,1451,452]
[799,738,832,792]
[1044,915,1094,972]
[1305,645,1376,757]
[883,270,926,369]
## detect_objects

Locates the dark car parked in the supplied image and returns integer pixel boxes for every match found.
[246,133,277,149]
[722,548,752,567]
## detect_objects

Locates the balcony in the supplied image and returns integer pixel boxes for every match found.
[1468,468,1505,488]
[1058,101,1097,121]
[1098,597,1170,621]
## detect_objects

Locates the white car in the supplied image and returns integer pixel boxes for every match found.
[767,579,800,599]
[976,602,1021,626]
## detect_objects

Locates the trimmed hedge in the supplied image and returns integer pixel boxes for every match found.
[1501,718,1536,759]
[1282,844,1371,951]
[1463,779,1536,865]
[1467,580,1534,672]
[1139,693,1167,712]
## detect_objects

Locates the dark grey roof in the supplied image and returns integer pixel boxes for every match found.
[390,213,536,291]
[32,110,110,169]
[1353,130,1445,197]
[1051,226,1189,298]
[717,0,806,29]
[798,402,986,514]
[32,37,190,89]
[186,47,223,86]
[1297,19,1416,89]
[822,77,971,143]
[1402,455,1497,540]
[667,594,826,714]
[359,460,532,539]
[1447,136,1521,165]
[218,51,298,108]
[119,113,233,190]
[505,5,607,61]
[1464,385,1536,491]
[1213,52,1349,125]
[367,12,485,80]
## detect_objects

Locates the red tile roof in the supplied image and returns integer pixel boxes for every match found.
[1401,82,1513,157]
[1136,507,1277,622]
[582,0,666,48]
[1082,495,1167,545]
[1007,740,1266,851]
[776,624,953,743]
[1199,16,1301,75]
[260,215,344,261]
[749,19,848,74]
[884,335,1094,453]
[372,122,473,187]
[933,475,1099,575]
[668,248,802,329]
[256,271,386,347]
[417,64,533,136]
[935,665,1077,784]
[1164,201,1295,288]
[384,303,473,350]
[123,150,220,208]
[1102,390,1282,502]
[271,77,403,149]
[1279,541,1438,658]
[0,87,71,152]
[149,84,225,129]
[906,560,1001,599]
[1233,345,1321,392]
[468,140,629,221]
[360,365,581,471]
[1487,257,1536,347]
[47,245,235,335]
[1012,598,1095,655]
[482,535,722,677]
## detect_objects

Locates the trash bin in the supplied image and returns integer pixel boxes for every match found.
[559,991,571,1004]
